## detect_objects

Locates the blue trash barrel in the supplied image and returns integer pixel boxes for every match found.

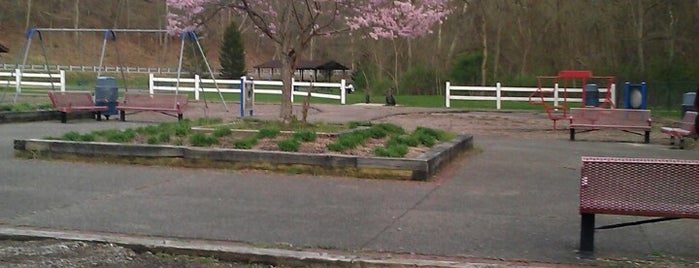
[681,92,696,118]
[584,84,599,107]
[95,76,119,118]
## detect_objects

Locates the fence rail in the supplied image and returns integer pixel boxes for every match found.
[1,63,180,74]
[1,69,66,94]
[150,74,347,104]
[445,82,616,109]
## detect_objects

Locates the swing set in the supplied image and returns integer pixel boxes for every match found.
[14,27,228,112]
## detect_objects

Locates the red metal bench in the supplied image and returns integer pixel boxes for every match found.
[48,91,109,123]
[117,93,188,121]
[660,111,697,149]
[579,156,699,252]
[569,108,651,143]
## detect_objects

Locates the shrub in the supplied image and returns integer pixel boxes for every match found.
[212,127,232,137]
[327,133,368,151]
[157,133,171,143]
[374,123,406,135]
[61,131,82,141]
[257,128,280,139]
[293,130,317,142]
[103,129,136,143]
[137,125,161,135]
[414,127,448,141]
[233,137,258,149]
[174,122,192,137]
[277,138,301,152]
[388,135,420,147]
[366,126,388,139]
[189,132,219,147]
[373,144,409,157]
[146,136,159,144]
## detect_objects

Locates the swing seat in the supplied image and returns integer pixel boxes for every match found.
[116,93,188,121]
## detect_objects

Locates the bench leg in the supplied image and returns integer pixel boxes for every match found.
[60,112,67,123]
[120,110,126,121]
[670,136,675,145]
[178,113,183,121]
[95,112,102,121]
[644,131,650,143]
[580,213,595,252]
[570,129,576,141]
[679,138,685,149]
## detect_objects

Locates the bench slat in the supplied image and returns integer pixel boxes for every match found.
[117,93,188,121]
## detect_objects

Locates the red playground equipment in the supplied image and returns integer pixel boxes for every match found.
[528,70,615,129]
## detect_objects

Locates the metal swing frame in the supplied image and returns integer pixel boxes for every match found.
[15,28,228,111]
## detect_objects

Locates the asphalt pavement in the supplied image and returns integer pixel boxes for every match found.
[0,105,697,266]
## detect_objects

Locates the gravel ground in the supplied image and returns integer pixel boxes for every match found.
[0,239,247,268]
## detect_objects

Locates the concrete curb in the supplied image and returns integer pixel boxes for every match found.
[0,226,539,268]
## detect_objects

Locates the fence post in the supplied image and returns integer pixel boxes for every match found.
[194,74,200,101]
[554,83,559,107]
[496,82,502,110]
[611,83,616,107]
[340,79,346,105]
[445,81,451,108]
[148,73,154,94]
[14,69,21,94]
[60,70,66,92]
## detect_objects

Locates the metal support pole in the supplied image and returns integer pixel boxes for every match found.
[580,213,595,252]
[189,32,228,111]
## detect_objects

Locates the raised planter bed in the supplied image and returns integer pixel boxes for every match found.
[14,134,473,180]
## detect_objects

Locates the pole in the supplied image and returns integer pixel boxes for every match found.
[189,31,228,111]
[97,30,109,77]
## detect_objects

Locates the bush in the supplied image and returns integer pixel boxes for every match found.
[104,129,136,143]
[388,135,420,147]
[373,144,409,158]
[212,126,232,137]
[157,132,171,143]
[372,123,405,136]
[146,136,159,144]
[174,122,192,137]
[327,133,368,151]
[61,131,95,142]
[277,138,301,152]
[256,128,280,139]
[293,130,317,142]
[189,132,219,147]
[233,137,258,149]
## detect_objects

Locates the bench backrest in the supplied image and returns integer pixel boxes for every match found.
[678,111,697,133]
[580,156,699,218]
[570,108,650,126]
[122,93,189,109]
[48,91,95,108]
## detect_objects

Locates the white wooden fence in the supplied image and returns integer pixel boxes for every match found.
[445,82,616,109]
[149,74,347,104]
[0,69,66,93]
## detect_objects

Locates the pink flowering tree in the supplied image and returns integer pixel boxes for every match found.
[167,0,452,122]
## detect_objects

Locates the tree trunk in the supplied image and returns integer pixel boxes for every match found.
[481,10,488,86]
[279,46,297,122]
[74,0,80,44]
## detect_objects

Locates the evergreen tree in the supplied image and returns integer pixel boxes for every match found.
[219,21,246,79]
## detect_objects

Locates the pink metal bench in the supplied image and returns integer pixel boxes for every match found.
[579,156,699,252]
[660,111,697,149]
[117,93,188,121]
[48,91,109,123]
[569,108,651,143]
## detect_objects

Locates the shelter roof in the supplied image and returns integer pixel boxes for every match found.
[254,60,349,71]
